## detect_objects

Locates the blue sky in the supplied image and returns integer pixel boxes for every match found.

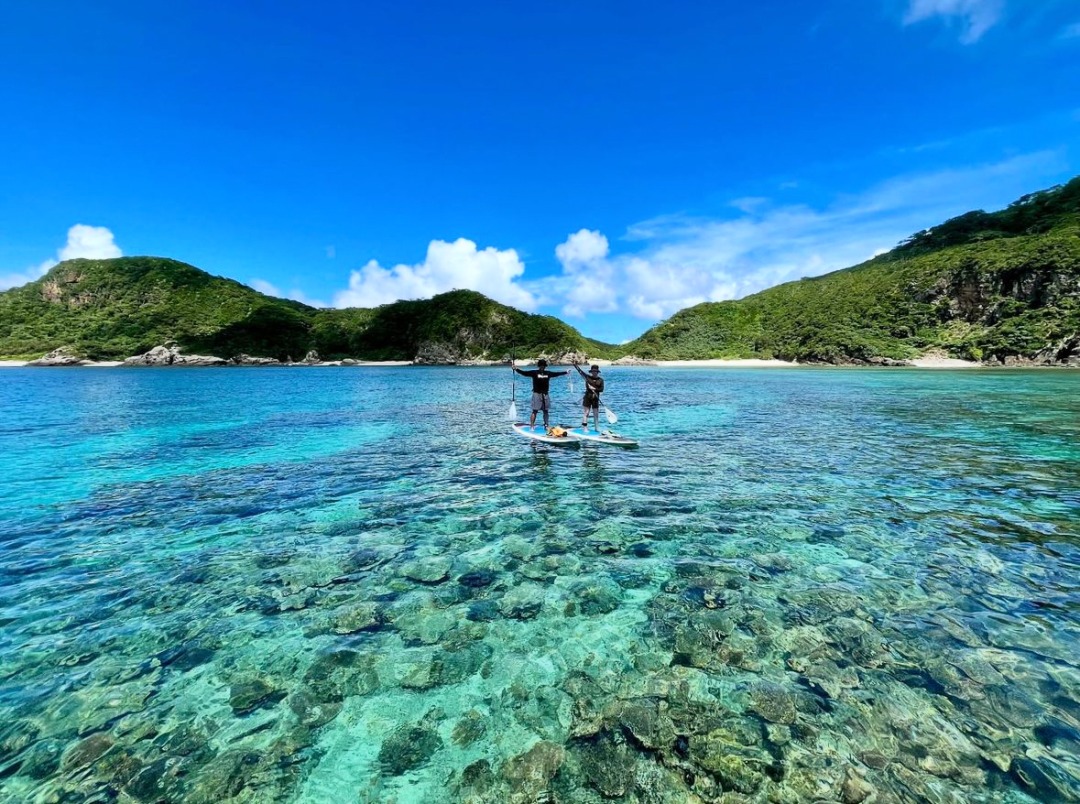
[1,0,1078,343]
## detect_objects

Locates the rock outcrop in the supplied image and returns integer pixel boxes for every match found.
[123,344,228,367]
[27,348,86,367]
[414,342,461,365]
[611,355,656,366]
[231,354,281,366]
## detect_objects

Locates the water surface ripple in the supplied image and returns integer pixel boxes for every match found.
[1,367,1078,803]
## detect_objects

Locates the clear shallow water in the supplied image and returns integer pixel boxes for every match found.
[1,366,1079,803]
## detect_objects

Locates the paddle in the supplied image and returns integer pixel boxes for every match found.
[508,353,517,421]
[604,405,618,425]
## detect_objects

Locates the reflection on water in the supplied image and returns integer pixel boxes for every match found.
[0,367,1079,803]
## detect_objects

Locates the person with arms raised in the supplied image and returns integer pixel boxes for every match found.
[573,362,605,430]
[511,358,569,429]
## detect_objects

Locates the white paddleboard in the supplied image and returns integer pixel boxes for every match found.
[565,427,639,446]
[511,423,580,445]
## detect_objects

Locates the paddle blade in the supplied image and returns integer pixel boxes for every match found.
[604,406,618,424]
[508,401,517,421]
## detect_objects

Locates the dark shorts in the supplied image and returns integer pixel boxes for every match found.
[583,392,600,410]
[531,393,551,412]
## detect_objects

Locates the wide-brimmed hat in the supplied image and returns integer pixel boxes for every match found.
[589,365,600,373]
[537,358,548,366]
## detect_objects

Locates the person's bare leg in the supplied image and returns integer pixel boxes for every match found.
[529,410,537,427]
[581,407,589,428]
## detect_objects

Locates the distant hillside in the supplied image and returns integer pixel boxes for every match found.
[623,177,1080,365]
[0,257,314,361]
[311,290,611,362]
[0,257,611,362]
[3,177,1078,365]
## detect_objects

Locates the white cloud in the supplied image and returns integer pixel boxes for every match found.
[249,278,327,308]
[250,278,281,296]
[554,229,619,317]
[549,150,1068,322]
[903,0,1004,43]
[334,238,537,310]
[555,228,610,265]
[58,224,122,262]
[0,224,122,291]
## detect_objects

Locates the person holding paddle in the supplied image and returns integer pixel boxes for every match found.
[512,358,569,428]
[573,362,605,430]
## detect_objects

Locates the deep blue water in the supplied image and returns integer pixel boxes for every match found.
[1,366,1078,803]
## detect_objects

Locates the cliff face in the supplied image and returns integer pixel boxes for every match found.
[624,178,1080,365]
[914,233,1080,365]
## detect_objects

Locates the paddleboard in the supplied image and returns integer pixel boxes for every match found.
[512,423,580,445]
[565,427,639,446]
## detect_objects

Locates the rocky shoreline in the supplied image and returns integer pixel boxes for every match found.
[3,344,1078,369]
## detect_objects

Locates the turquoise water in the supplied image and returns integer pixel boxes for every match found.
[1,366,1079,803]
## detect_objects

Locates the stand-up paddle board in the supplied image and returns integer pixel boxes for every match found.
[512,423,580,446]
[565,427,639,446]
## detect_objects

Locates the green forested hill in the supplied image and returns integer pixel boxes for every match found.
[311,290,612,362]
[2,178,1078,364]
[0,258,611,361]
[624,177,1080,364]
[0,257,314,360]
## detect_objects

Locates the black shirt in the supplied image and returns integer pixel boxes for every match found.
[517,368,566,394]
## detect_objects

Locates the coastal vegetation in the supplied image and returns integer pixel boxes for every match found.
[0,177,1077,364]
[0,262,612,362]
[626,177,1080,364]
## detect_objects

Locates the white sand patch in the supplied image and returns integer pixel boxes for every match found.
[909,356,981,368]
[654,358,798,368]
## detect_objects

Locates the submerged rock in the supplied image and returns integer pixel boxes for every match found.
[467,600,501,622]
[184,749,260,804]
[749,682,798,725]
[697,750,763,795]
[229,677,285,715]
[61,732,114,771]
[458,569,498,588]
[578,733,636,798]
[302,649,379,703]
[452,710,488,746]
[618,699,675,751]
[288,691,342,729]
[377,723,443,775]
[826,617,888,667]
[569,576,623,616]
[499,582,547,620]
[456,758,497,797]
[19,738,64,779]
[1011,756,1080,801]
[841,769,875,803]
[330,602,383,635]
[502,740,566,801]
[401,557,452,584]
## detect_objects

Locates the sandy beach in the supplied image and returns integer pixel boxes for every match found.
[908,355,981,368]
[653,358,798,368]
[0,356,1010,369]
